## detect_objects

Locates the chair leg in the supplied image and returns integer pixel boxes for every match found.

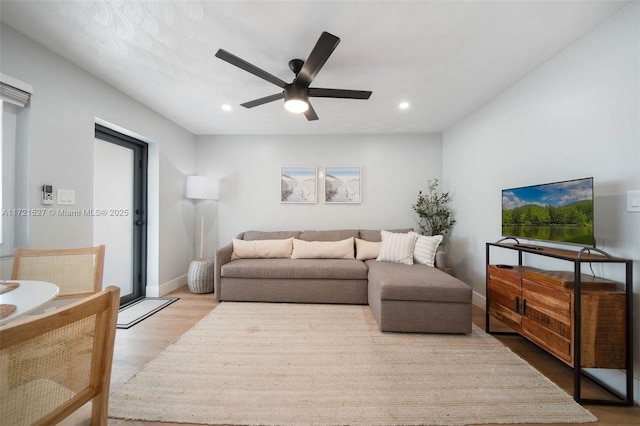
[91,392,109,426]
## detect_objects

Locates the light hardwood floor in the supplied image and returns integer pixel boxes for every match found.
[66,285,639,425]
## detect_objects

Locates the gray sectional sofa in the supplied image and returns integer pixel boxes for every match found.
[214,229,472,334]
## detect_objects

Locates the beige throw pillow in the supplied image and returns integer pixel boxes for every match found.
[231,238,293,260]
[376,230,418,265]
[410,232,443,267]
[291,238,355,259]
[355,238,381,260]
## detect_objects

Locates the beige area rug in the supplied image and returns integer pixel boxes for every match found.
[109,302,596,425]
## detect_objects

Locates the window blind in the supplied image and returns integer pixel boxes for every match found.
[0,74,32,107]
[0,83,30,107]
[1,74,31,255]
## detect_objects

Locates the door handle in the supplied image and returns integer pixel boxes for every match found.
[515,296,520,314]
[522,299,527,316]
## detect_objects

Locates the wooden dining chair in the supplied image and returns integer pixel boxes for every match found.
[0,285,120,426]
[11,245,105,300]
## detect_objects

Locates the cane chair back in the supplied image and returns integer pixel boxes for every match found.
[0,286,120,426]
[11,246,105,299]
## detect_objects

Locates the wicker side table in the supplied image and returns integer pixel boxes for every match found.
[187,258,214,294]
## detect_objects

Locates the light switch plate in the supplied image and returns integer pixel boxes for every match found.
[627,190,640,212]
[57,189,75,206]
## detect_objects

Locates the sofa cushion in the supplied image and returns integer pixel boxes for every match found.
[291,238,355,259]
[376,230,418,265]
[242,230,301,241]
[355,238,380,260]
[366,260,471,304]
[358,228,414,242]
[299,229,359,242]
[221,258,368,280]
[411,232,443,267]
[231,238,293,260]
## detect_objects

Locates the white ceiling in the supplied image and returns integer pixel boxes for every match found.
[0,1,629,135]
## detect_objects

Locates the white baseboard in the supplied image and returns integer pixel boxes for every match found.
[472,290,486,309]
[147,274,186,297]
[584,369,639,406]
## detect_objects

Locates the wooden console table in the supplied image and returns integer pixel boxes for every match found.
[485,240,633,405]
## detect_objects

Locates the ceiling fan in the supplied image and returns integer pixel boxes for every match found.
[215,31,372,121]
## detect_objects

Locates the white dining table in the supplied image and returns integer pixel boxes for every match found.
[0,280,60,325]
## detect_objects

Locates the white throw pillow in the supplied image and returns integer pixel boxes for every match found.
[231,238,293,260]
[410,232,443,267]
[376,230,418,265]
[291,238,355,259]
[355,238,381,260]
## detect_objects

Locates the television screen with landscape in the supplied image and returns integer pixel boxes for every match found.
[502,177,594,247]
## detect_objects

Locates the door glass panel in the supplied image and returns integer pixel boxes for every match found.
[93,138,134,297]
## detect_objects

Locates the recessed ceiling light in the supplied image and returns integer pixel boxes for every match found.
[398,102,410,110]
[222,104,232,111]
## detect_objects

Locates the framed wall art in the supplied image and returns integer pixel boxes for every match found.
[324,166,361,203]
[280,166,317,203]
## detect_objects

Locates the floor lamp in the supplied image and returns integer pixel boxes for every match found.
[186,175,219,293]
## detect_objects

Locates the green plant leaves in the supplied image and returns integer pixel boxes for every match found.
[412,179,456,236]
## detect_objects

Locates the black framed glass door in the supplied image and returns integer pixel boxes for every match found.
[94,124,148,305]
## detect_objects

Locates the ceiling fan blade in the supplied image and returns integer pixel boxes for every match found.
[240,92,285,108]
[215,49,288,88]
[294,32,340,88]
[304,103,319,121]
[308,88,372,100]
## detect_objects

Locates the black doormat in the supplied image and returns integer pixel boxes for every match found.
[116,297,178,329]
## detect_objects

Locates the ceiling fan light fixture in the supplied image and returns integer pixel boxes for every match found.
[283,85,309,113]
[284,98,309,113]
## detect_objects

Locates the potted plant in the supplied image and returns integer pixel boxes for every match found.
[412,179,456,237]
[412,179,456,271]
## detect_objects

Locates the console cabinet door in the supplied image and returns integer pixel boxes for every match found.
[487,266,522,331]
[521,279,572,365]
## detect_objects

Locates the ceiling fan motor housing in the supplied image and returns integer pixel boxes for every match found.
[284,84,307,101]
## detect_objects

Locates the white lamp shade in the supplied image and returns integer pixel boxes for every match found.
[186,175,219,200]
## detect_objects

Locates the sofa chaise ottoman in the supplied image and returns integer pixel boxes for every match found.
[367,260,472,333]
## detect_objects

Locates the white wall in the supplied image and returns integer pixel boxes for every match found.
[442,3,639,402]
[196,133,442,253]
[0,24,198,296]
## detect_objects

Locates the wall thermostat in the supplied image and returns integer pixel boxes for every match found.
[42,184,53,205]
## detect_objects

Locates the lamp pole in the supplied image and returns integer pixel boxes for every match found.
[198,197,205,259]
[186,175,219,293]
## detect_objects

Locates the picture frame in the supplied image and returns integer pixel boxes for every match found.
[280,166,317,203]
[324,166,361,203]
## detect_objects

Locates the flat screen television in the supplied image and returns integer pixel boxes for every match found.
[501,177,595,247]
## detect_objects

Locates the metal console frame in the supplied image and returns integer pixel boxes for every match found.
[485,238,633,405]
